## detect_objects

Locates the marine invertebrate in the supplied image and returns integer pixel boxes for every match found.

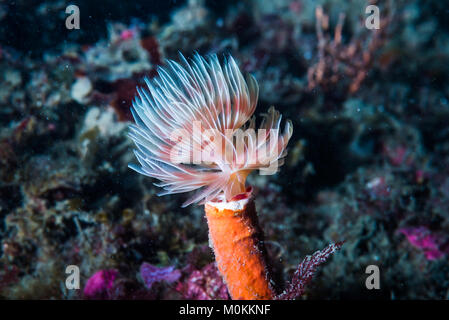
[128,53,292,207]
[140,263,181,290]
[276,242,343,300]
[204,196,273,299]
[129,53,339,300]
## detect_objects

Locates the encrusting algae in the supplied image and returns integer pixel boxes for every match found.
[128,52,292,299]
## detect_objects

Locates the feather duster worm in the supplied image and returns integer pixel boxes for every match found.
[129,53,292,299]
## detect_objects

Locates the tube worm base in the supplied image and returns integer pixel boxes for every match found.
[205,195,274,300]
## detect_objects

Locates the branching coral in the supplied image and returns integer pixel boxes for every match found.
[276,242,343,300]
[307,4,391,94]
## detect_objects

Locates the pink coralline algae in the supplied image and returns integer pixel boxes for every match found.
[140,263,181,290]
[120,29,136,41]
[176,263,229,300]
[83,269,119,299]
[399,227,448,260]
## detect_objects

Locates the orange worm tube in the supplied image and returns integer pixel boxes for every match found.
[205,195,275,300]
